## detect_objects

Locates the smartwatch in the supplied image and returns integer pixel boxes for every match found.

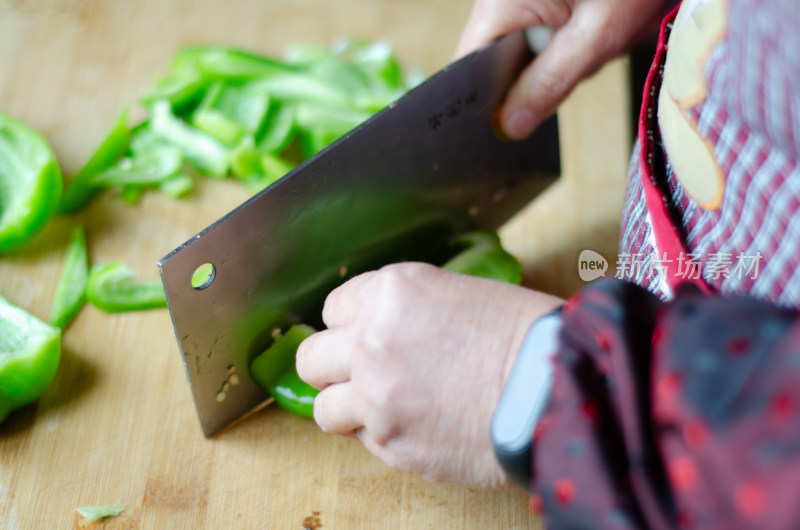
[491,307,563,491]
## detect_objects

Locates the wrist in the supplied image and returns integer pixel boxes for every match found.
[500,295,564,387]
[491,306,563,491]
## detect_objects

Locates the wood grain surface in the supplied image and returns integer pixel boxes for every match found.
[0,0,632,528]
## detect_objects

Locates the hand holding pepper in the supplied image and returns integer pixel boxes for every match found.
[296,262,563,488]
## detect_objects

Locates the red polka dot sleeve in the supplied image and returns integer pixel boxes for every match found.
[531,279,800,529]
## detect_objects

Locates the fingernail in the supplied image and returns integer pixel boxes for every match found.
[504,109,539,140]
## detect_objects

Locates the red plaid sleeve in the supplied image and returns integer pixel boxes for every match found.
[530,279,800,529]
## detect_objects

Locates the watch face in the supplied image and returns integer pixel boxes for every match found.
[491,310,562,489]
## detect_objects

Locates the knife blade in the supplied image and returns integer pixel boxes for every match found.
[159,30,560,436]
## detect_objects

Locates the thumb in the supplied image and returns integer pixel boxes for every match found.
[500,12,614,139]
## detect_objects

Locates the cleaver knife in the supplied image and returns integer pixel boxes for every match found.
[159,30,561,437]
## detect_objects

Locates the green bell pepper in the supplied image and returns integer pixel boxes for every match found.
[230,138,295,193]
[254,102,295,155]
[169,46,297,83]
[0,295,61,424]
[134,41,417,194]
[269,367,317,418]
[149,100,229,178]
[0,110,63,253]
[86,261,167,313]
[442,229,522,284]
[49,226,89,329]
[251,324,318,418]
[191,81,271,146]
[140,74,208,114]
[58,109,129,214]
[75,504,127,521]
[111,127,190,202]
[156,172,194,199]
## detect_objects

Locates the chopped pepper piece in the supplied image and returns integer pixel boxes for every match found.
[0,295,61,424]
[191,81,270,146]
[90,144,182,188]
[134,41,418,194]
[254,102,295,154]
[442,230,523,284]
[75,504,127,521]
[49,226,89,329]
[140,73,207,113]
[149,100,229,177]
[156,172,193,198]
[58,109,129,214]
[0,110,63,253]
[251,324,318,418]
[230,139,295,193]
[270,367,317,418]
[86,261,167,313]
[112,127,190,201]
[170,46,297,82]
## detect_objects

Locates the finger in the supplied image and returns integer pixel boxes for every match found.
[321,270,378,328]
[296,328,354,390]
[499,10,610,139]
[313,382,362,438]
[455,0,572,58]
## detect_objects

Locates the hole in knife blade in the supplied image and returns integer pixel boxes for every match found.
[191,263,216,290]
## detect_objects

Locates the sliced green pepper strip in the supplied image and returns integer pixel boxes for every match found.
[120,185,146,205]
[270,367,317,418]
[171,47,298,82]
[259,153,295,182]
[231,149,295,194]
[75,504,127,521]
[297,128,345,158]
[0,110,63,253]
[192,82,270,146]
[254,102,295,154]
[442,230,523,285]
[86,261,167,313]
[90,144,182,187]
[294,103,371,133]
[247,74,351,109]
[49,226,89,329]
[229,139,262,182]
[58,109,129,214]
[303,56,396,112]
[292,103,370,157]
[157,172,193,198]
[140,73,208,113]
[0,295,61,424]
[338,39,404,90]
[230,137,296,193]
[285,39,408,111]
[251,324,318,418]
[191,107,248,147]
[149,101,229,177]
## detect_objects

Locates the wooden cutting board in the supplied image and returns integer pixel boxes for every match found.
[0,0,632,527]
